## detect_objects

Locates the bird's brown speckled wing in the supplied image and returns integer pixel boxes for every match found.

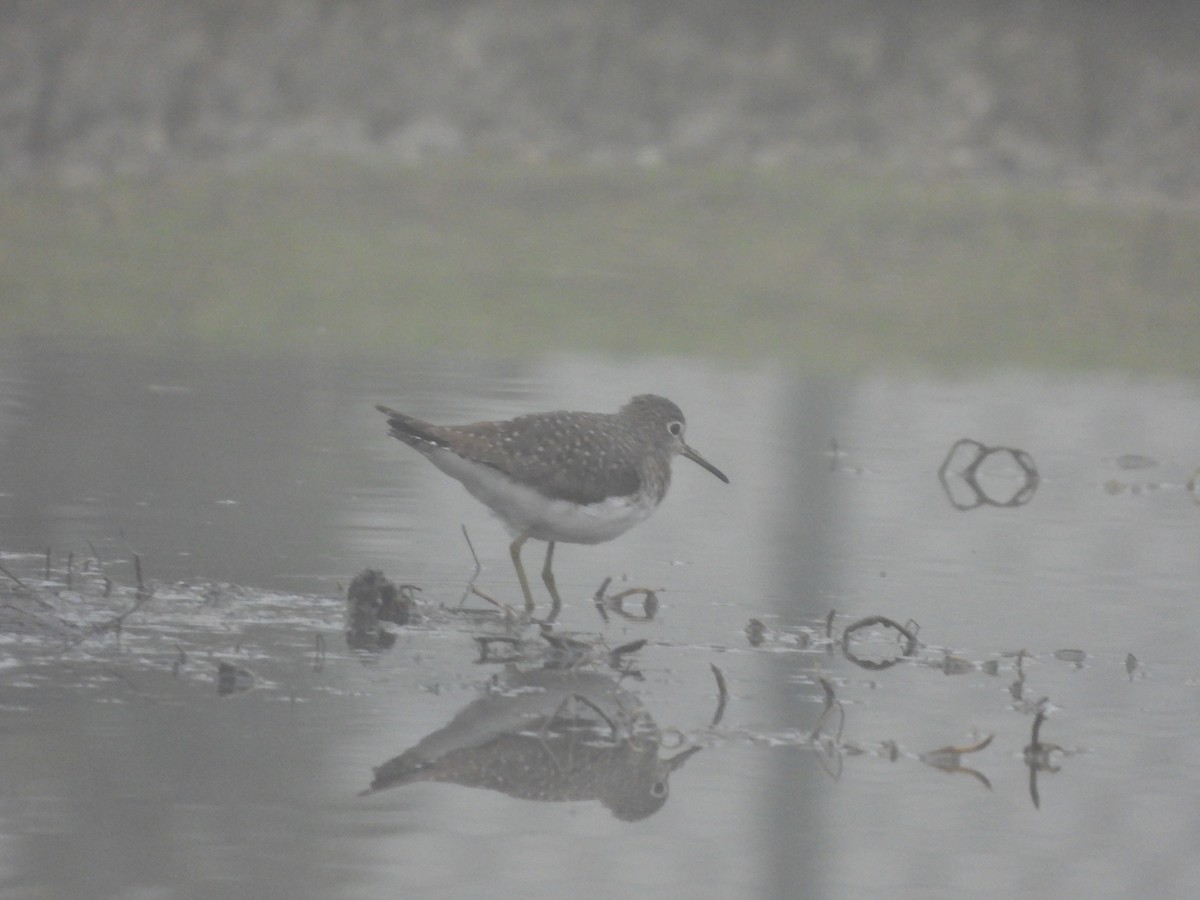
[377,405,649,505]
[446,411,644,506]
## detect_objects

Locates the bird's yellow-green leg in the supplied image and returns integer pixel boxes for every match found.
[509,532,536,613]
[541,541,562,623]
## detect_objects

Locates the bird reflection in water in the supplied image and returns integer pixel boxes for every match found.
[361,666,700,821]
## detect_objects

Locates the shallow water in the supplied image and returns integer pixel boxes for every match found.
[2,339,1199,899]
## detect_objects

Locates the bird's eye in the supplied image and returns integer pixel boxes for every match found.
[667,421,683,437]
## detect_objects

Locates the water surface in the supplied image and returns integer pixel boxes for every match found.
[2,339,1199,899]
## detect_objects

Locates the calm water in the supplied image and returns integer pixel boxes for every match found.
[2,338,1199,899]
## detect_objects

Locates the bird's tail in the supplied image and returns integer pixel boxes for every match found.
[375,405,448,450]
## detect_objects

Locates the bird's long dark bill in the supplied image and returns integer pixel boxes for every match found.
[682,444,730,483]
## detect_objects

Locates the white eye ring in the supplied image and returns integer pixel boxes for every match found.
[667,421,683,437]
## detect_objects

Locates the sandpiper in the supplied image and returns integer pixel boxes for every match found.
[376,394,729,617]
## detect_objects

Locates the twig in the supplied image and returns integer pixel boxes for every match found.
[810,674,845,742]
[458,525,482,607]
[0,560,57,609]
[1031,701,1047,746]
[89,589,154,637]
[710,663,728,727]
[592,576,612,623]
[0,559,27,589]
[86,541,109,581]
[313,633,326,672]
[609,638,646,658]
[467,584,518,620]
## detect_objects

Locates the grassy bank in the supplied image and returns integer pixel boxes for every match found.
[2,158,1197,373]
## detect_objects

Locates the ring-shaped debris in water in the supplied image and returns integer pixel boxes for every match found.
[938,438,1039,510]
[840,614,921,670]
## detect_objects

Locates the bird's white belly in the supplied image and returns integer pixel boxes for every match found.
[426,448,656,544]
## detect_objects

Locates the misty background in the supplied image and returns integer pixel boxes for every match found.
[4,6,1200,899]
[5,0,1199,203]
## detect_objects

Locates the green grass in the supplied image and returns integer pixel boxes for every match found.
[2,157,1198,373]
